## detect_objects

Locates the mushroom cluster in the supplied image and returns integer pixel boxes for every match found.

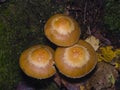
[19,14,97,80]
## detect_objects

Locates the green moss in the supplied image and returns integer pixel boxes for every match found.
[0,22,5,30]
[0,0,64,90]
[104,0,120,32]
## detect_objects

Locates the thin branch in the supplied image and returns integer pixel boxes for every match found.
[83,1,87,24]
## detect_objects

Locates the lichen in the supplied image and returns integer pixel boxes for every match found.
[114,49,120,70]
[115,49,120,55]
[108,73,116,85]
[97,46,120,70]
[97,46,116,62]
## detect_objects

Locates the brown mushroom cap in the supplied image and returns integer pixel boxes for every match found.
[19,45,56,79]
[44,14,81,46]
[54,40,97,78]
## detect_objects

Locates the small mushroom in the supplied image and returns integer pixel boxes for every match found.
[54,40,97,78]
[19,45,56,79]
[44,14,81,46]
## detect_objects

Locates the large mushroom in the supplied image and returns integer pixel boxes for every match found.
[19,45,56,79]
[44,14,81,46]
[54,40,97,78]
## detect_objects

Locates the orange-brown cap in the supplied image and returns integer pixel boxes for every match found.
[19,45,56,79]
[44,14,81,46]
[54,40,97,78]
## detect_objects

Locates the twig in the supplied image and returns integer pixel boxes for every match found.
[83,1,87,24]
[87,25,91,35]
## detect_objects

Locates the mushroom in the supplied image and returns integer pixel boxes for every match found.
[54,40,97,78]
[44,14,81,46]
[19,45,56,79]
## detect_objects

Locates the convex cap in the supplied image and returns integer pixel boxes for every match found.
[19,45,56,79]
[55,40,97,78]
[44,14,81,46]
